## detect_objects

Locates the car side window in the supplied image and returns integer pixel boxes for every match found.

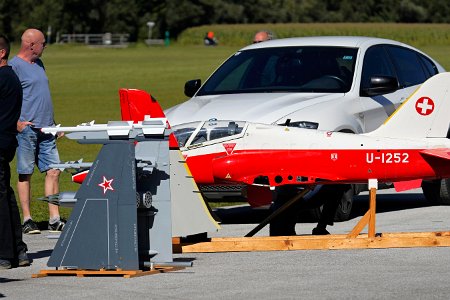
[361,45,396,90]
[387,46,427,87]
[418,54,439,78]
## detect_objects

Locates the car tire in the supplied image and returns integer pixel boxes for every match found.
[305,184,357,222]
[422,179,450,205]
[333,185,354,222]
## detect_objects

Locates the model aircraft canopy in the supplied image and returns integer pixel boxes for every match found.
[172,120,247,148]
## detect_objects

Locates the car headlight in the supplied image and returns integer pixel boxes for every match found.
[278,119,319,129]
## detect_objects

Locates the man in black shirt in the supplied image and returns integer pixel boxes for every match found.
[0,34,29,269]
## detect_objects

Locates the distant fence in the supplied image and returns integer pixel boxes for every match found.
[59,33,129,47]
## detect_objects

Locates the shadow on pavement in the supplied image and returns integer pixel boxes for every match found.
[213,192,433,224]
[0,277,22,283]
[28,249,53,260]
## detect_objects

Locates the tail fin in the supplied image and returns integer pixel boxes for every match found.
[48,143,140,269]
[368,72,450,139]
[119,88,165,122]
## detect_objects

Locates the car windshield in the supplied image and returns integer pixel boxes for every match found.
[197,46,358,95]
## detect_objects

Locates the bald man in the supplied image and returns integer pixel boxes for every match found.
[9,29,65,235]
[253,30,274,43]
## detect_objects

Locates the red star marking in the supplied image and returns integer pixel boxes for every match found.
[98,176,114,194]
[415,97,434,116]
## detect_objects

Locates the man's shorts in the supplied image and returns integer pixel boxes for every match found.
[16,125,61,174]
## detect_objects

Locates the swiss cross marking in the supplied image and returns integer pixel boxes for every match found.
[415,97,434,116]
[223,143,236,155]
[98,176,114,194]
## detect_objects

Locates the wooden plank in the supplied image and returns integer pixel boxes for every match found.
[174,231,450,253]
[368,188,376,238]
[32,266,184,278]
[346,211,370,238]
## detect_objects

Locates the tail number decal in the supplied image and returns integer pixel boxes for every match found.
[366,153,409,164]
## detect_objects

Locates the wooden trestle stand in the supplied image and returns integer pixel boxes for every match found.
[173,180,450,253]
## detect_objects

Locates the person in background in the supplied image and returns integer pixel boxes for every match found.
[253,30,274,43]
[9,28,65,235]
[204,31,218,46]
[0,34,30,269]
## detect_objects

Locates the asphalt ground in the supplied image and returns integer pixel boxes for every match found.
[2,188,450,299]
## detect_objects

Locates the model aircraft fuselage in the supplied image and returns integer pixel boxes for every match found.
[175,121,450,188]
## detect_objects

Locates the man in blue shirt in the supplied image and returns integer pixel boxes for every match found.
[9,28,65,234]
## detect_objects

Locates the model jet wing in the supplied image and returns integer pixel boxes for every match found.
[420,148,450,161]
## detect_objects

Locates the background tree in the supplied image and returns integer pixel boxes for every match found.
[1,0,449,42]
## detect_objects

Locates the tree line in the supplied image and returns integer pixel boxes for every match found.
[1,0,449,42]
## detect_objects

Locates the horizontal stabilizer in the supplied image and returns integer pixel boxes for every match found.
[420,148,450,161]
[394,179,423,192]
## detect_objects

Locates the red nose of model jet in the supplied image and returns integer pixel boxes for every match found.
[185,154,216,184]
[212,155,246,184]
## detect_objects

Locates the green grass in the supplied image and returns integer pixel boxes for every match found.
[10,24,450,222]
[178,23,450,47]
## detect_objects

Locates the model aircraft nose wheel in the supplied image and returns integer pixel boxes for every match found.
[143,191,153,208]
[136,191,153,208]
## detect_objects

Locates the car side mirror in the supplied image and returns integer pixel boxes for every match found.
[360,76,399,97]
[184,79,202,97]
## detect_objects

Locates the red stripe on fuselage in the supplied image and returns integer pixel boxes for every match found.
[185,149,448,186]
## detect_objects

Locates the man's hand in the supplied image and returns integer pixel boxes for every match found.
[17,121,33,132]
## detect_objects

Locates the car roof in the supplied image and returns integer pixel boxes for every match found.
[242,36,409,50]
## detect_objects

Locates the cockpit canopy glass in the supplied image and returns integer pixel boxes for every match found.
[172,120,246,148]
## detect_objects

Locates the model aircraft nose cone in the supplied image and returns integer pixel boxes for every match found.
[185,155,216,184]
[212,156,242,184]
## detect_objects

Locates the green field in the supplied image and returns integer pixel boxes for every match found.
[11,24,450,222]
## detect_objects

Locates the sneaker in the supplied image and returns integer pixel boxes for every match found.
[48,218,65,232]
[22,219,41,234]
[0,259,12,270]
[18,251,30,267]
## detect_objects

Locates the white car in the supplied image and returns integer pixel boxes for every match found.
[165,36,448,221]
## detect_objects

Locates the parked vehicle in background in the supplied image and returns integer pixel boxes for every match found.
[165,36,448,222]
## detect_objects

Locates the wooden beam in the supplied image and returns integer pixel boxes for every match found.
[33,266,184,278]
[173,183,450,253]
[347,187,377,238]
[368,187,376,238]
[173,232,450,253]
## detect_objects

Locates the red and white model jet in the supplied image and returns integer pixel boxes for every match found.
[169,72,450,205]
[110,72,448,210]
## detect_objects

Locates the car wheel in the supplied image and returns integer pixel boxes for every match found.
[333,185,354,222]
[304,184,355,222]
[422,179,450,205]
